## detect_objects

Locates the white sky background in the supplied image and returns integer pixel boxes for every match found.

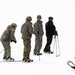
[0,0,75,75]
[0,0,75,57]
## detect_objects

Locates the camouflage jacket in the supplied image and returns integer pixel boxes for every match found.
[1,25,16,41]
[33,20,44,36]
[21,21,33,40]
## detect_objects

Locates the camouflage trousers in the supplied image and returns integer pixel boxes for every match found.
[23,39,31,60]
[1,40,11,58]
[34,35,42,54]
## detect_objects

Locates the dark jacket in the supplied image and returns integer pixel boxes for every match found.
[45,21,57,36]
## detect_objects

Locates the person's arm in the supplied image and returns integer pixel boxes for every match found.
[10,28,17,43]
[33,23,38,36]
[28,23,33,34]
[53,25,58,36]
[40,24,44,35]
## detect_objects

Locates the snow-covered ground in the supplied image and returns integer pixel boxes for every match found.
[0,0,75,75]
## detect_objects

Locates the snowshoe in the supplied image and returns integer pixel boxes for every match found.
[5,57,14,61]
[22,58,25,61]
[50,52,54,54]
[24,59,33,63]
[27,59,33,62]
[67,61,75,69]
[44,51,53,54]
[3,57,7,60]
[47,51,54,54]
[37,53,42,55]
[34,53,42,56]
[43,51,48,53]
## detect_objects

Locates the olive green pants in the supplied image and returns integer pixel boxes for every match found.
[34,35,42,54]
[23,39,31,60]
[1,40,11,58]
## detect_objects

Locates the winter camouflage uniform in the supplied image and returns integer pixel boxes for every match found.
[1,23,17,60]
[33,15,44,55]
[21,16,33,62]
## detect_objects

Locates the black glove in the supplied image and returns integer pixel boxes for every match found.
[54,35,56,39]
[10,39,17,43]
[10,39,13,42]
[37,31,39,34]
[13,40,17,43]
[55,31,58,36]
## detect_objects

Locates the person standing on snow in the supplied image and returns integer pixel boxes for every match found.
[44,17,58,54]
[21,16,33,62]
[1,23,17,61]
[33,15,44,55]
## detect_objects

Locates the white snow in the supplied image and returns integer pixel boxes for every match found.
[0,0,75,75]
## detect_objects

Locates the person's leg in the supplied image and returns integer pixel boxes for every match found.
[38,36,42,53]
[1,40,11,59]
[34,36,39,54]
[26,39,31,59]
[23,39,33,62]
[44,36,53,52]
[1,41,7,59]
[5,41,15,60]
[44,36,50,52]
[6,41,11,58]
[23,40,28,60]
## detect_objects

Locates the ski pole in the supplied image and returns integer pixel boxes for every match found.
[56,36,60,57]
[53,36,56,53]
[0,49,4,54]
[55,36,57,57]
[39,55,40,61]
[0,39,4,54]
[53,35,60,57]
[57,36,60,56]
[53,35,59,57]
